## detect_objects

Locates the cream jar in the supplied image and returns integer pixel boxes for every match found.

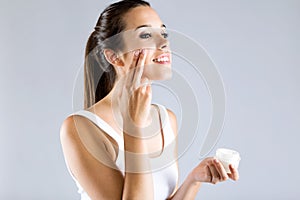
[216,148,241,173]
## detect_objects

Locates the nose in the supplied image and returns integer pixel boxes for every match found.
[158,36,169,51]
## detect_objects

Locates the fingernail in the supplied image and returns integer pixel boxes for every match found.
[141,49,145,54]
[134,50,140,57]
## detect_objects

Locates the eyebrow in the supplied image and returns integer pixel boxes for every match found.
[135,24,166,30]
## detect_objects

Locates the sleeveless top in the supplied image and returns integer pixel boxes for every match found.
[64,103,178,200]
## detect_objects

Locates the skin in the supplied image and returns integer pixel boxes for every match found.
[60,5,239,200]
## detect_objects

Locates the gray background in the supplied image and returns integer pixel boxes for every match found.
[1,0,299,199]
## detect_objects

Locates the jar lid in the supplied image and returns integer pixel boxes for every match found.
[216,148,241,161]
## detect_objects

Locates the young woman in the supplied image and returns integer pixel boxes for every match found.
[60,0,239,199]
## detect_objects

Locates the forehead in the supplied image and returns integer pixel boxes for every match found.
[123,6,163,30]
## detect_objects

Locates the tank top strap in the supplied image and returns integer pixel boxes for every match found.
[153,103,175,147]
[70,104,174,150]
[70,110,124,149]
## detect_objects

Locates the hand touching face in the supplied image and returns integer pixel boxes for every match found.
[115,6,173,81]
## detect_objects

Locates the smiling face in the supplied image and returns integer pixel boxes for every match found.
[118,6,172,80]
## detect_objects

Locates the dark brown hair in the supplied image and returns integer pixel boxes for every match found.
[84,0,150,109]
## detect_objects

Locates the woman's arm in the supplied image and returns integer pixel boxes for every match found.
[118,49,155,199]
[169,159,239,200]
[166,110,240,200]
[122,132,154,200]
[60,49,156,200]
[60,116,124,199]
[166,109,201,199]
[168,174,202,200]
[60,115,155,200]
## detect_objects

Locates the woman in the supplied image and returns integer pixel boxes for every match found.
[60,0,239,199]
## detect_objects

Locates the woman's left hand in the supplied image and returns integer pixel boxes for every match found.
[190,157,239,184]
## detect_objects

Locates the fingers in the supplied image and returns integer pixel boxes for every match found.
[130,50,140,69]
[133,49,147,89]
[194,157,239,185]
[207,162,220,184]
[124,50,140,89]
[228,164,239,181]
[125,49,147,90]
[212,159,229,181]
[207,158,230,184]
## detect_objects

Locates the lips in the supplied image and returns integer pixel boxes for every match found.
[152,53,171,64]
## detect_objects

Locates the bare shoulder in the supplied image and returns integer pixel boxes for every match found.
[60,115,78,143]
[60,115,89,155]
[60,115,87,142]
[60,114,111,149]
[59,115,124,199]
[60,115,109,156]
[166,108,178,137]
[60,114,118,161]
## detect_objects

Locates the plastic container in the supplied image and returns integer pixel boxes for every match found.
[215,148,241,173]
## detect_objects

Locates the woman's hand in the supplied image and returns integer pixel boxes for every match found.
[116,49,152,135]
[127,49,152,128]
[190,157,239,184]
[167,157,239,199]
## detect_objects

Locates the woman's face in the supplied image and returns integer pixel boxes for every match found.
[119,6,172,81]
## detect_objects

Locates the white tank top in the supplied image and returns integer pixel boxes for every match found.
[65,103,178,200]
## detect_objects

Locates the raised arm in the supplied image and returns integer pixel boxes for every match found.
[60,49,156,200]
[118,49,154,199]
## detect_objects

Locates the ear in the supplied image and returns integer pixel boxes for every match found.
[103,49,124,67]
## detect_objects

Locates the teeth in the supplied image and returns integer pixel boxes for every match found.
[154,57,169,62]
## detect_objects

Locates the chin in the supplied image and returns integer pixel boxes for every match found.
[144,64,172,81]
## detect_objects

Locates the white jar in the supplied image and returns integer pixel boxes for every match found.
[216,148,241,173]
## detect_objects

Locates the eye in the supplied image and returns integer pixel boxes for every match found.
[139,33,152,39]
[161,32,169,38]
